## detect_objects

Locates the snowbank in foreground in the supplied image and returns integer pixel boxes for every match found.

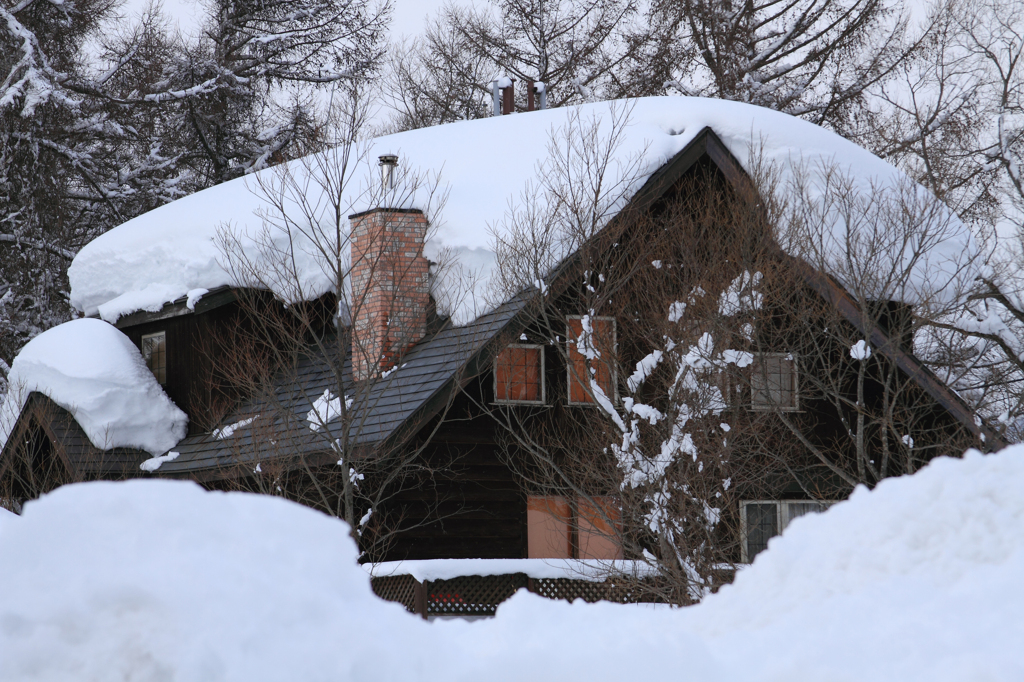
[0,319,187,455]
[69,97,977,326]
[0,506,15,535]
[2,447,1022,681]
[677,446,1024,680]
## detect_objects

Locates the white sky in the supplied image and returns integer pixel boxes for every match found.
[132,0,447,41]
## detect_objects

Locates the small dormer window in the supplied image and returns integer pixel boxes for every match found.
[141,332,167,384]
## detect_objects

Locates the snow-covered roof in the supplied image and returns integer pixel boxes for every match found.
[0,319,187,455]
[69,97,977,327]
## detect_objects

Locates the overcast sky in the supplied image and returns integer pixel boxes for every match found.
[138,0,448,40]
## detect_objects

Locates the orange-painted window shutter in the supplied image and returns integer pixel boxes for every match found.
[495,345,542,402]
[567,318,615,404]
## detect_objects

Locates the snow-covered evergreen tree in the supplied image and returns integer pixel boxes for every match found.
[0,0,391,385]
[0,0,187,380]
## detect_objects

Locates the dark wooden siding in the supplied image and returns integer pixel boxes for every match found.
[120,303,245,435]
[373,394,528,562]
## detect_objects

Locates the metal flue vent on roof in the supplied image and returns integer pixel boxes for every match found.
[379,154,398,194]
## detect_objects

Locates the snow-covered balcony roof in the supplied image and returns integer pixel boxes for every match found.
[69,96,977,327]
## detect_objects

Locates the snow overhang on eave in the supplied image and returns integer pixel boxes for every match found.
[99,286,241,330]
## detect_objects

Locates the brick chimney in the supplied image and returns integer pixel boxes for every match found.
[349,207,430,381]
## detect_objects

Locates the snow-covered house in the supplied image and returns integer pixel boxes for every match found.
[0,97,1004,611]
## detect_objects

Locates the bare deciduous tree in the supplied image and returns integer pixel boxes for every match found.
[212,87,478,560]
[380,0,640,131]
[467,105,986,604]
[624,0,918,132]
[872,0,1024,440]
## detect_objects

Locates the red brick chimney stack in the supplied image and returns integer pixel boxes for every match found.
[349,156,429,381]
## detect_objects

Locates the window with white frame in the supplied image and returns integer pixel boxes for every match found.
[740,500,828,562]
[494,344,545,404]
[750,353,798,411]
[566,316,617,406]
[141,332,167,385]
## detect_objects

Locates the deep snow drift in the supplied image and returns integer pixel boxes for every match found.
[68,97,978,327]
[0,319,187,455]
[1,446,1022,681]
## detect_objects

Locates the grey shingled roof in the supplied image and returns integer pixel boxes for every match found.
[155,294,531,475]
[2,393,148,476]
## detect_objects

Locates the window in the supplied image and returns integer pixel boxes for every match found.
[740,500,828,562]
[494,344,544,404]
[750,353,798,411]
[527,496,571,559]
[566,316,616,405]
[577,496,623,560]
[527,495,623,560]
[141,332,167,385]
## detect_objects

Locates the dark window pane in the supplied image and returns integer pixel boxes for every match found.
[142,332,167,385]
[751,355,796,409]
[745,503,778,560]
[783,501,825,529]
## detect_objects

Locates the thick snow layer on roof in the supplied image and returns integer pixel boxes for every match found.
[0,319,187,455]
[70,97,976,326]
[1,446,1021,680]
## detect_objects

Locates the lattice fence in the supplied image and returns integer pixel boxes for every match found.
[423,574,527,616]
[371,574,418,611]
[371,572,661,617]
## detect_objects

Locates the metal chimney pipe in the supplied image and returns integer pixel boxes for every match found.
[378,154,398,195]
[535,82,547,110]
[492,80,502,116]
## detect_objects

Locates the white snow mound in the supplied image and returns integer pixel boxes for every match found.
[69,97,977,327]
[1,446,1023,680]
[0,319,187,455]
[672,446,1024,679]
[0,505,15,535]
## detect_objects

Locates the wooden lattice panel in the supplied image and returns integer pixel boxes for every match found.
[530,578,660,604]
[424,575,527,616]
[371,573,663,617]
[371,574,418,612]
[530,578,606,603]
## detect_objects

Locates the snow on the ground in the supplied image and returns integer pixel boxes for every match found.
[0,506,15,535]
[0,319,187,455]
[366,558,657,582]
[69,97,977,327]
[2,445,1022,681]
[678,446,1024,680]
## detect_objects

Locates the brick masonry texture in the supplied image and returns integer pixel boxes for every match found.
[350,210,430,381]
